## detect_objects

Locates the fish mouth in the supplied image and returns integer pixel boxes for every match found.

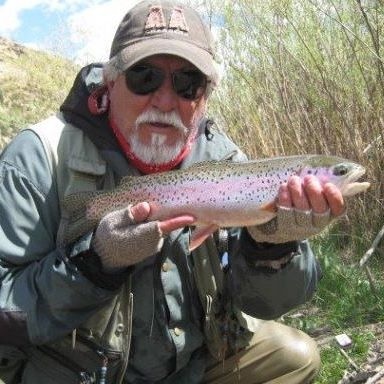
[342,165,370,197]
[349,165,366,181]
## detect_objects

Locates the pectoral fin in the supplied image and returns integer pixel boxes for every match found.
[260,200,277,213]
[189,224,219,252]
[254,201,278,225]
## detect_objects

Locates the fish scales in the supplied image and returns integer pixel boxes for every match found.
[86,156,316,226]
[61,154,370,248]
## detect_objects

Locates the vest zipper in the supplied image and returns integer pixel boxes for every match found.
[116,278,134,384]
[96,350,109,384]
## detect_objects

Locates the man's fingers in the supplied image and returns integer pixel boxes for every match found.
[287,176,310,211]
[303,175,328,214]
[277,183,292,207]
[130,202,151,223]
[130,202,195,233]
[323,183,345,217]
[159,215,196,235]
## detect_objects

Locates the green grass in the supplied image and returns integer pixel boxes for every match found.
[316,331,375,384]
[314,241,384,327]
[283,234,384,382]
[288,235,384,328]
[0,39,78,148]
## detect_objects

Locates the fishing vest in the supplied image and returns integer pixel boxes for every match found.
[22,113,261,383]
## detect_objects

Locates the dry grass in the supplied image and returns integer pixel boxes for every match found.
[209,0,384,256]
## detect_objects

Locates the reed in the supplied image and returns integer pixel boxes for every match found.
[209,0,383,257]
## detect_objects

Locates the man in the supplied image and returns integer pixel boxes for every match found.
[0,1,344,383]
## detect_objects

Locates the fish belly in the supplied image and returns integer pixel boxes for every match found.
[148,184,278,227]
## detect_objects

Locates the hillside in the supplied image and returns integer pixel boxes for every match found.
[0,37,78,148]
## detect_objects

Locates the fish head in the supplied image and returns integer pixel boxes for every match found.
[298,156,370,197]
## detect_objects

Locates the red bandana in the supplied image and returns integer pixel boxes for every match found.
[108,116,196,174]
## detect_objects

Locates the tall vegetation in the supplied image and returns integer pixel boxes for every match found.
[205,0,383,255]
[198,3,384,379]
[0,38,77,148]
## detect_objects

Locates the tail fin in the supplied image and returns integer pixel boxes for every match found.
[61,190,102,215]
[59,191,103,246]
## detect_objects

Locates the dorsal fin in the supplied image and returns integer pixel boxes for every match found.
[187,160,221,169]
[119,175,136,185]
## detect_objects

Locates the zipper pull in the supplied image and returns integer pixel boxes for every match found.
[97,350,109,384]
[79,371,93,384]
[72,328,77,349]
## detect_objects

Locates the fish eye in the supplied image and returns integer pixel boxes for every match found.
[333,164,349,176]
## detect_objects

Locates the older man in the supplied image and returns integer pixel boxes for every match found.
[0,1,344,383]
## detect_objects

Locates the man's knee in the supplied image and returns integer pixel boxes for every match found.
[203,322,321,384]
[245,321,321,383]
[276,328,321,379]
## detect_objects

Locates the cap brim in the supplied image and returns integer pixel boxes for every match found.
[114,38,219,84]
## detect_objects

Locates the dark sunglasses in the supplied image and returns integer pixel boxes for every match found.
[125,64,208,100]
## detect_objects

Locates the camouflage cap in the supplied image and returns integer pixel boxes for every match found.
[109,0,219,85]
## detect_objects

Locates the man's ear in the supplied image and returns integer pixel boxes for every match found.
[106,80,115,92]
[200,98,208,116]
[103,70,115,91]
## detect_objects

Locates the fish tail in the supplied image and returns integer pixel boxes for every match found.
[62,190,102,215]
[58,215,96,247]
[59,191,103,246]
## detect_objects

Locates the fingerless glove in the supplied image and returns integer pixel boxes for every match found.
[92,205,164,272]
[247,205,333,244]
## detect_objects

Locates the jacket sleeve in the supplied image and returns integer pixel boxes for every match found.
[227,229,322,319]
[0,131,120,346]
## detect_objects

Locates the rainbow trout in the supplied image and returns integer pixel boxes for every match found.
[61,155,370,250]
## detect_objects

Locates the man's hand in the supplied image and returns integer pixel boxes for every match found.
[279,175,345,216]
[92,202,195,272]
[247,175,346,244]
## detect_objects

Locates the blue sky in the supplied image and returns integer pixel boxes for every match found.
[0,0,141,63]
[0,0,219,65]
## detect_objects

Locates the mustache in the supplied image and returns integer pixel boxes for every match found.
[135,110,188,134]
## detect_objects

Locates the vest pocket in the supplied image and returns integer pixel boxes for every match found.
[22,335,122,384]
[22,347,87,384]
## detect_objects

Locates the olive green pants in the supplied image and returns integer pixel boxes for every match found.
[203,321,320,384]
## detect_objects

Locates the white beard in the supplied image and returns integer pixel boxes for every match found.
[129,109,191,165]
[128,131,186,164]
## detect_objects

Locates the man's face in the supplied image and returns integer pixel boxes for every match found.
[107,54,208,165]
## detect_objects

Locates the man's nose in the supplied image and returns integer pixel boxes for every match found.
[150,76,178,112]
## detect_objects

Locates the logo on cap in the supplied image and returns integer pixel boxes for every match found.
[145,5,189,34]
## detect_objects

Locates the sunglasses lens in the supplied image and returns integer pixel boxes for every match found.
[125,64,207,99]
[173,70,207,100]
[125,65,164,95]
